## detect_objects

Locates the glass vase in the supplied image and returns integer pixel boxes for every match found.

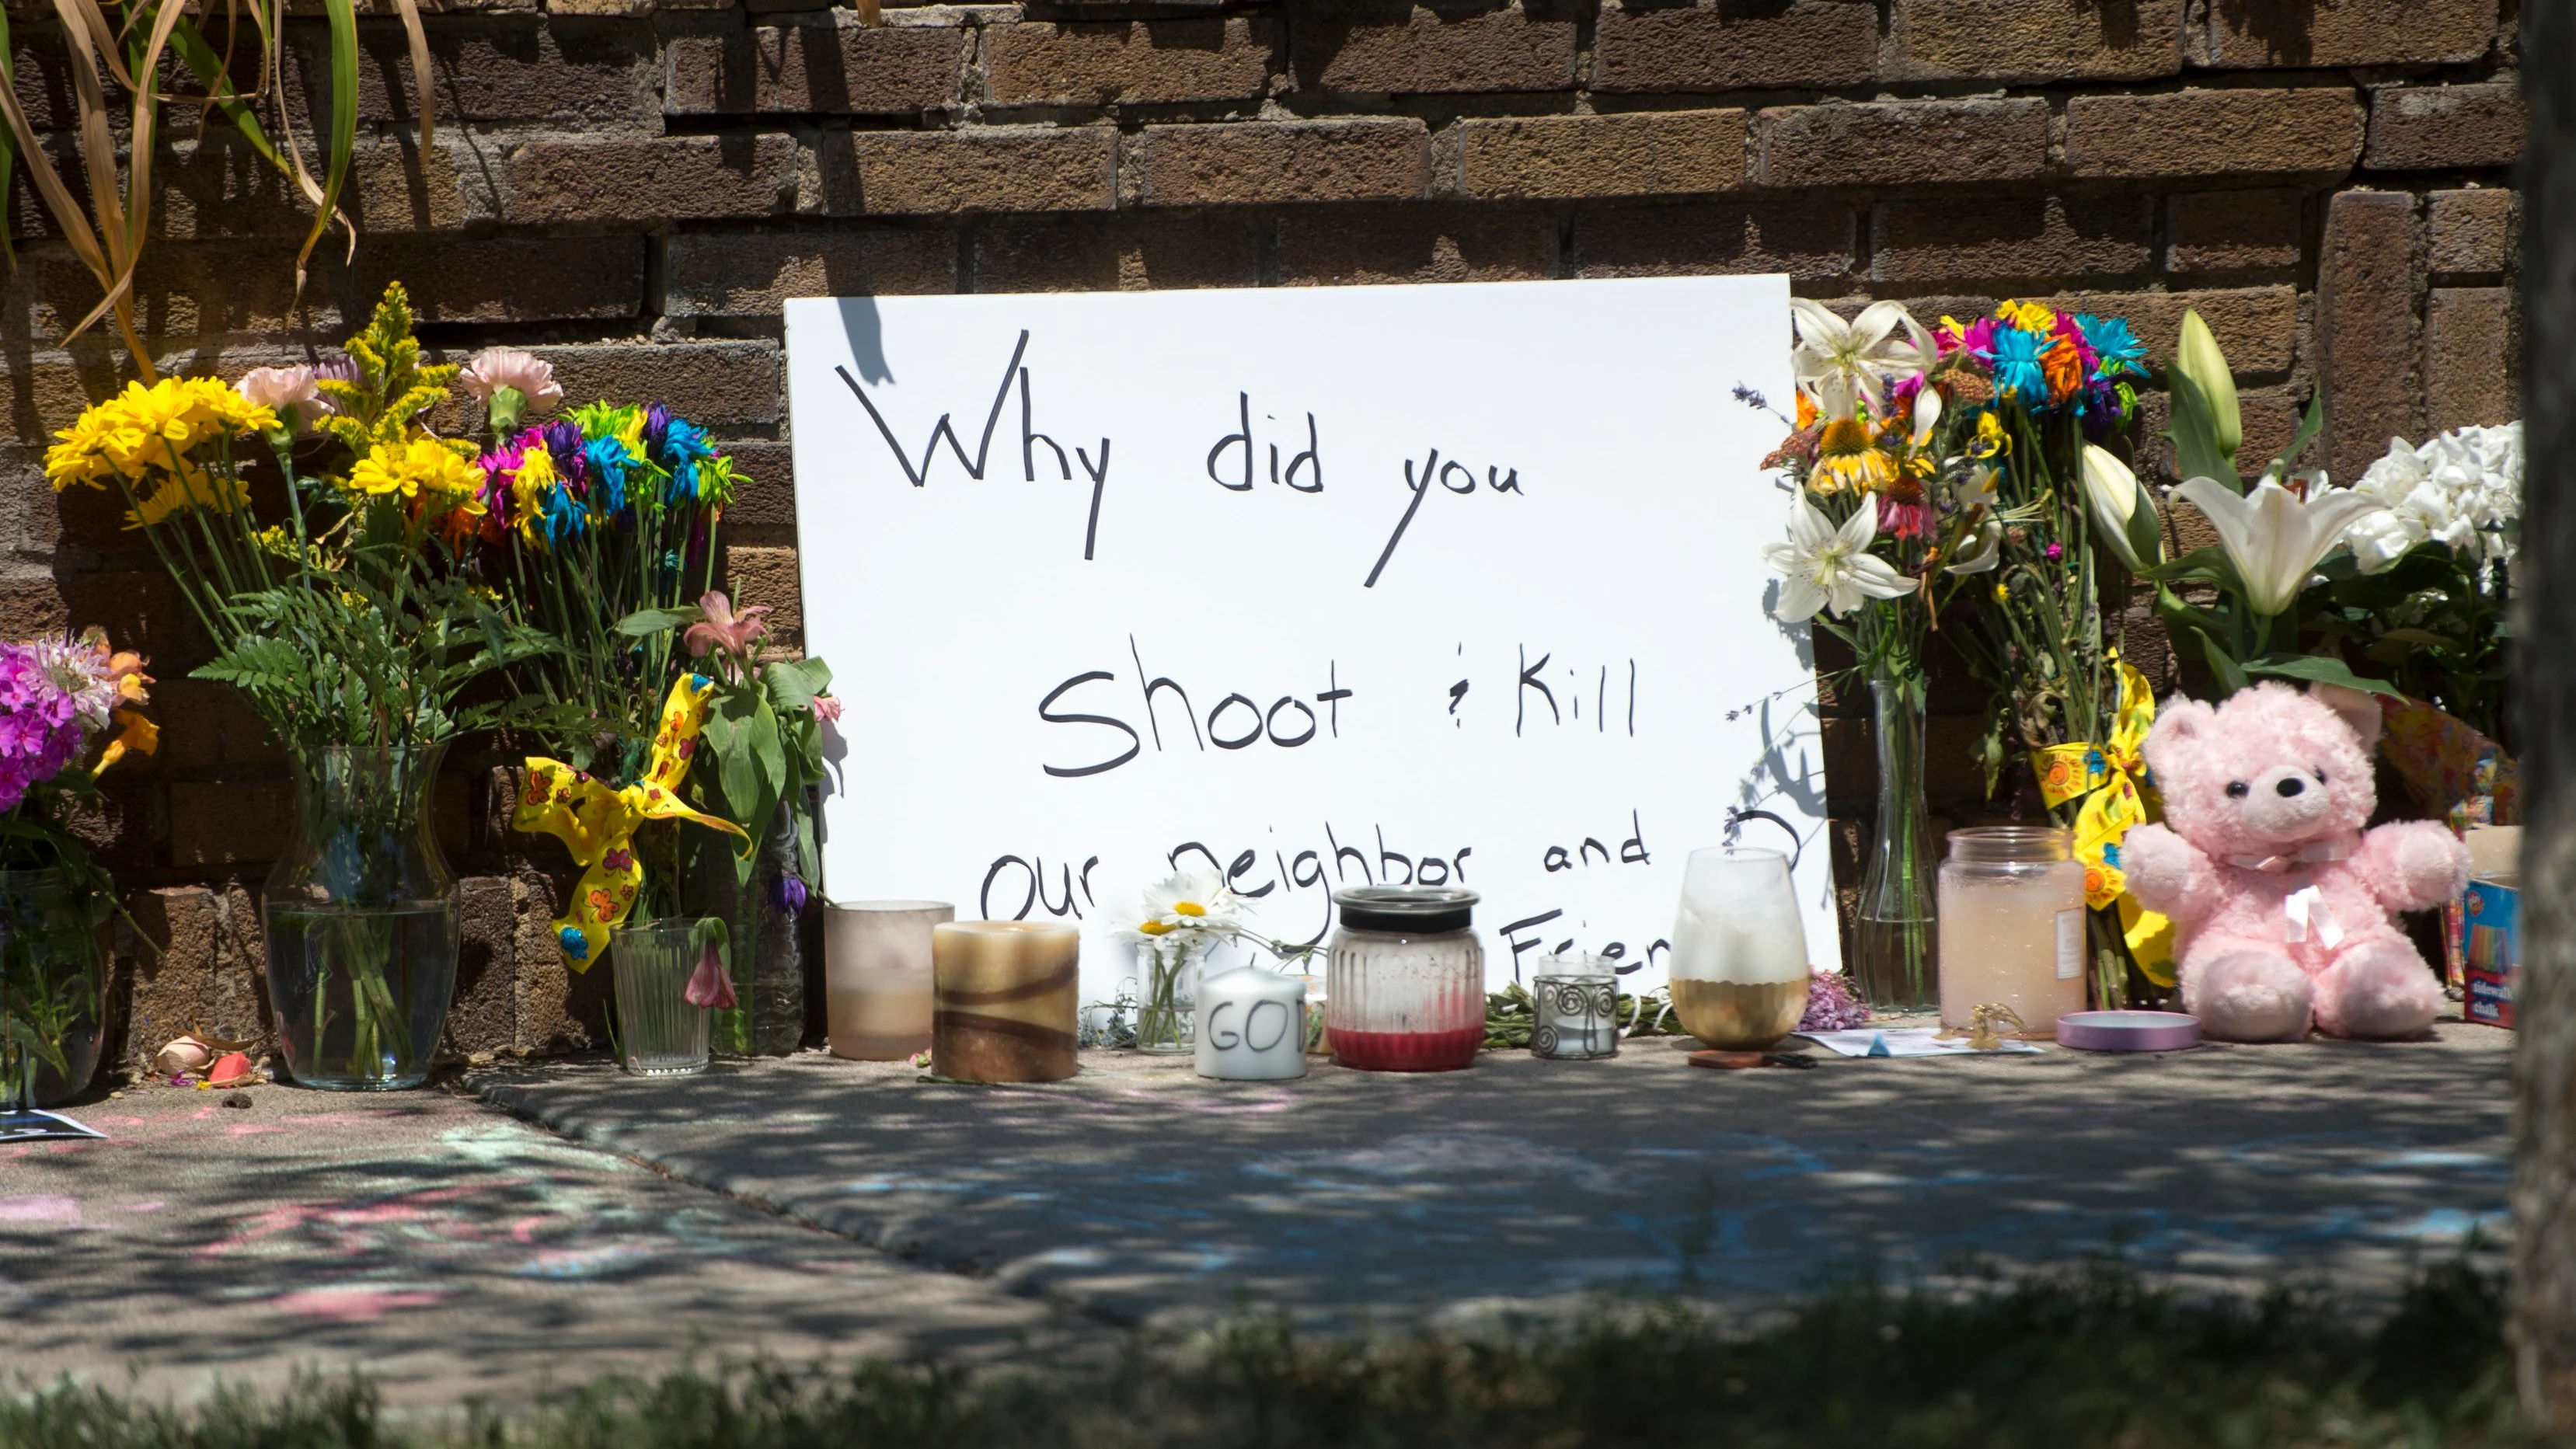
[685,790,811,1057]
[1852,677,1937,1009]
[1134,937,1201,1055]
[262,746,461,1091]
[0,869,105,1109]
[611,918,711,1075]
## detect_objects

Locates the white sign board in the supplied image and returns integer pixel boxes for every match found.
[785,277,1830,1001]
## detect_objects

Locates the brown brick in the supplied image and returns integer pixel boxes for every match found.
[2197,0,2494,69]
[1276,204,1557,286]
[504,136,797,222]
[1872,195,2152,283]
[2428,188,2515,273]
[664,230,956,316]
[717,443,797,533]
[1595,1,1875,92]
[1461,111,1745,200]
[171,781,292,866]
[119,886,272,1067]
[1295,6,1574,95]
[2065,89,2364,178]
[2425,287,2515,433]
[846,128,1117,214]
[141,137,486,240]
[2166,190,2304,273]
[2317,190,2418,481]
[2042,285,2302,374]
[664,20,963,115]
[726,545,803,648]
[540,340,784,429]
[1760,100,2048,189]
[2365,84,2525,171]
[444,875,521,1059]
[973,214,1260,291]
[281,18,658,127]
[1574,198,1853,281]
[985,17,1271,106]
[1888,0,2182,82]
[1145,120,1427,206]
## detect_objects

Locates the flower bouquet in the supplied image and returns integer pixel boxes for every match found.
[0,631,153,1107]
[1113,871,1250,1054]
[43,283,556,1089]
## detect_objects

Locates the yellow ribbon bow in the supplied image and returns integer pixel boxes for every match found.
[513,674,748,971]
[2030,653,2177,985]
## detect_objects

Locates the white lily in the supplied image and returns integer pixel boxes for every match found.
[1790,298,1934,415]
[1943,517,2003,574]
[1762,494,1917,622]
[1909,385,1942,450]
[2079,444,2165,573]
[2173,475,2390,618]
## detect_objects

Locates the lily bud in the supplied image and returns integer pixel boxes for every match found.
[2079,444,2166,573]
[2173,310,2241,461]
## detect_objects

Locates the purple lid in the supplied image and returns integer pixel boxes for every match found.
[2054,1011,2201,1053]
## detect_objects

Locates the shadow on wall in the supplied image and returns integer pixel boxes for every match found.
[837,295,891,387]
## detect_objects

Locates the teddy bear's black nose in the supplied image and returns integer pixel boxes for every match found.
[2276,778,2305,798]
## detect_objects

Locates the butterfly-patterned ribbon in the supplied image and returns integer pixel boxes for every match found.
[513,674,747,971]
[2029,652,2176,985]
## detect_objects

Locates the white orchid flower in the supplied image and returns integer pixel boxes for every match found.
[2173,475,2390,618]
[1761,493,1917,622]
[1909,385,1942,450]
[1790,298,1933,415]
[2079,444,2164,573]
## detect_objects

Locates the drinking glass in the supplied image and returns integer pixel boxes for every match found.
[824,900,953,1060]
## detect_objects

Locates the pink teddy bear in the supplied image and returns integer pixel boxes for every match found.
[2121,682,2467,1042]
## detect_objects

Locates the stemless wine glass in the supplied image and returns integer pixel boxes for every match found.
[1668,845,1811,1050]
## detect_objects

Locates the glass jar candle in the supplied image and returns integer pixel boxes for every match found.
[1937,827,2086,1034]
[1668,846,1811,1050]
[1531,958,1619,1061]
[824,900,952,1061]
[1326,886,1483,1072]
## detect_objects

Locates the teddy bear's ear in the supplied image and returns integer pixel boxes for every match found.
[2309,682,2385,751]
[2146,695,2217,758]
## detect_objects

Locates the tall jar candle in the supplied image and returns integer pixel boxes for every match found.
[932,921,1079,1082]
[824,900,952,1061]
[1936,827,2086,1034]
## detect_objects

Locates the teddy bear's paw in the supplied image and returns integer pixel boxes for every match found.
[2315,939,2443,1040]
[2187,950,2313,1042]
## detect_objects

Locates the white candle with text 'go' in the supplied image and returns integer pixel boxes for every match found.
[1194,967,1309,1080]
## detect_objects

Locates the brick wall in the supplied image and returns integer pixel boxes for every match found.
[0,0,2525,1052]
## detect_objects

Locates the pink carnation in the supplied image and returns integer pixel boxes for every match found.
[458,348,564,416]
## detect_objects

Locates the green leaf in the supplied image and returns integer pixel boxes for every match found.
[2271,390,2327,477]
[292,0,361,294]
[166,17,290,177]
[760,656,831,716]
[2198,633,2250,696]
[2163,367,2240,494]
[618,606,699,636]
[2243,653,2404,698]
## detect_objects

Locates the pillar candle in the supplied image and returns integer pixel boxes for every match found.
[1194,967,1309,1081]
[824,900,952,1061]
[932,921,1079,1082]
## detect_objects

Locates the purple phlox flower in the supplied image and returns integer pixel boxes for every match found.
[1796,968,1872,1033]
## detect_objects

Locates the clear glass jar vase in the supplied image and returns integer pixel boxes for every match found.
[0,868,105,1109]
[1852,677,1937,1009]
[262,746,461,1091]
[1134,936,1201,1055]
[1937,827,2086,1036]
[612,918,712,1076]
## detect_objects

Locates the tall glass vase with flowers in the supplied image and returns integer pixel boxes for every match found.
[1753,299,1981,1007]
[1904,299,2172,1007]
[41,284,559,1089]
[0,632,154,1109]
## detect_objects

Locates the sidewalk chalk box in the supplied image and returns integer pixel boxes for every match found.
[2463,876,2518,1029]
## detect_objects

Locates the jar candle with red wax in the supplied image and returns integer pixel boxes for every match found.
[1326,886,1483,1072]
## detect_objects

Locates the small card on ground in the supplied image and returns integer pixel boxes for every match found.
[0,1110,106,1143]
[1797,1029,2046,1058]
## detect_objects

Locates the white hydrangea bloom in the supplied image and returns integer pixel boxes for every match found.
[2342,421,2520,574]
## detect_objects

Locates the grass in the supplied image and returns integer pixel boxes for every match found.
[0,1260,2515,1449]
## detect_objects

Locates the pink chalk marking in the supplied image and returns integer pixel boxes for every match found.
[272,1287,447,1322]
[120,1200,167,1213]
[0,1195,80,1222]
[510,1214,547,1245]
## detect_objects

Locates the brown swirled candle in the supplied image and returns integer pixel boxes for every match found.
[932,921,1080,1082]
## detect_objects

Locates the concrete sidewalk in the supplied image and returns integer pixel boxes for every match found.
[477,1021,2513,1333]
[2,1019,2512,1408]
[0,1085,1084,1406]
